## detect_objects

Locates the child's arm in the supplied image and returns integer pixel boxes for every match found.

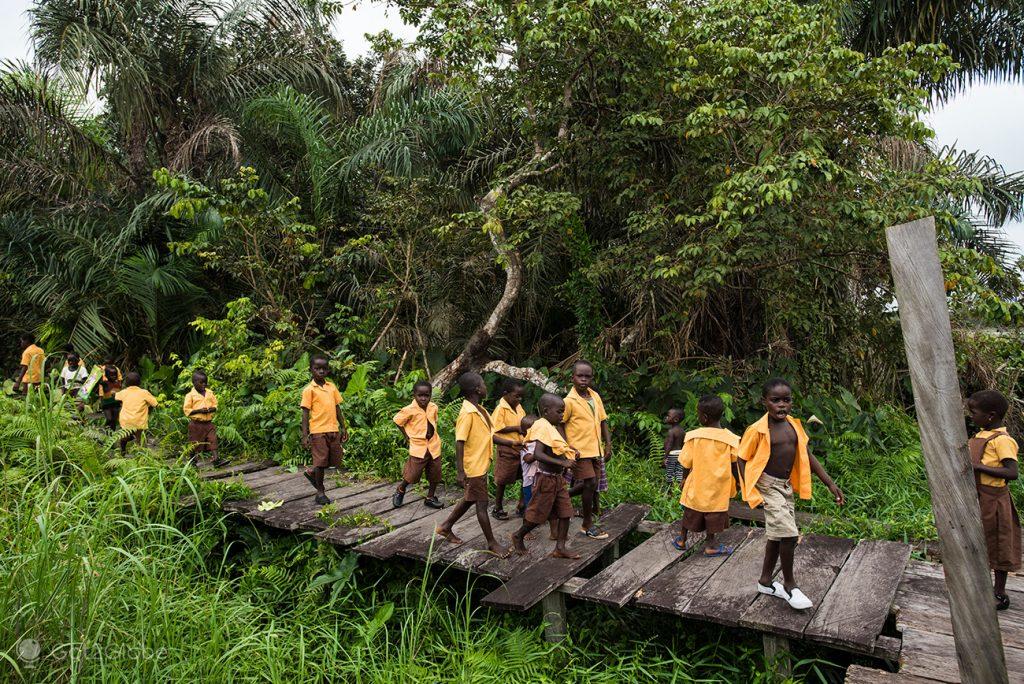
[493,434,517,447]
[601,420,613,461]
[555,423,581,459]
[974,459,1019,481]
[663,429,676,462]
[809,452,844,505]
[15,363,27,392]
[395,424,410,442]
[534,442,573,470]
[301,407,311,449]
[496,424,521,435]
[337,405,348,441]
[454,440,466,486]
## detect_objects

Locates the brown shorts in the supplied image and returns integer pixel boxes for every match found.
[493,446,522,486]
[574,457,598,481]
[462,475,489,503]
[310,432,343,468]
[978,484,1022,572]
[681,508,730,534]
[525,471,574,524]
[403,452,442,485]
[187,420,218,452]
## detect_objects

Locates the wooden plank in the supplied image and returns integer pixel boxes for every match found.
[224,474,327,514]
[480,504,649,611]
[249,480,359,527]
[318,497,455,547]
[199,460,275,480]
[900,628,1024,683]
[354,506,454,560]
[886,217,1008,684]
[295,483,399,532]
[804,540,911,652]
[904,560,1024,595]
[417,515,526,579]
[895,577,1024,650]
[738,535,856,639]
[474,516,584,581]
[634,526,754,616]
[683,528,770,627]
[843,664,937,683]
[574,519,687,608]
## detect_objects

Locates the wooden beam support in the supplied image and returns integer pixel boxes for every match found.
[541,591,567,643]
[886,217,1008,683]
[762,633,791,681]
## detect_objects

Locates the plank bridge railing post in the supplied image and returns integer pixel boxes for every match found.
[886,217,1008,683]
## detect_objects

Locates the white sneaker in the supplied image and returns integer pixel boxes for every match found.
[757,581,791,600]
[787,587,813,610]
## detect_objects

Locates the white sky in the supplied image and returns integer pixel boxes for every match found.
[2,0,1021,252]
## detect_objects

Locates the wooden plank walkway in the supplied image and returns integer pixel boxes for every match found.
[203,461,1023,682]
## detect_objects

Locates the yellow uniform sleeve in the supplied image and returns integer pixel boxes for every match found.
[393,406,412,427]
[730,445,738,463]
[679,440,693,469]
[737,426,759,461]
[332,385,343,405]
[536,422,572,456]
[595,395,608,422]
[455,411,472,442]
[20,348,31,366]
[183,393,194,417]
[145,390,158,407]
[994,435,1019,462]
[300,386,313,410]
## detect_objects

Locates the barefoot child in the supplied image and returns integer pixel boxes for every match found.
[115,372,158,455]
[392,380,444,510]
[519,415,538,510]
[15,334,45,394]
[300,354,348,506]
[511,394,580,559]
[434,372,512,557]
[564,360,613,539]
[491,379,527,519]
[738,378,843,611]
[966,389,1020,610]
[674,396,740,556]
[183,369,226,467]
[664,407,685,487]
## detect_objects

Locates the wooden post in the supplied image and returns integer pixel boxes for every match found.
[886,217,1008,684]
[762,634,791,681]
[541,591,566,643]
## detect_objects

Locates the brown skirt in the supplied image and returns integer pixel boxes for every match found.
[978,484,1022,572]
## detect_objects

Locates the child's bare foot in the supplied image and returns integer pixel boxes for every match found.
[551,548,581,560]
[524,532,537,541]
[434,526,463,545]
[487,541,510,558]
[511,535,528,555]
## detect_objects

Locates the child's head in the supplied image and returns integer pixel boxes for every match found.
[697,395,725,426]
[412,380,433,408]
[521,414,538,433]
[63,344,74,355]
[501,378,525,406]
[124,371,141,387]
[761,378,793,421]
[571,360,594,392]
[310,354,329,382]
[538,393,565,424]
[967,390,1008,430]
[664,407,684,426]
[19,333,34,349]
[458,371,486,400]
[192,369,208,391]
[105,366,119,381]
[66,352,80,369]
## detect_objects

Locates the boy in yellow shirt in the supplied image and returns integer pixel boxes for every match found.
[434,372,514,558]
[300,354,348,506]
[183,369,227,468]
[115,371,158,455]
[392,380,444,510]
[491,379,527,520]
[563,360,613,539]
[966,389,1020,610]
[738,378,843,611]
[15,334,45,393]
[673,396,740,556]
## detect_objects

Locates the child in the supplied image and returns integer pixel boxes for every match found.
[738,378,843,610]
[519,415,539,510]
[58,352,89,397]
[966,389,1020,610]
[183,369,227,468]
[433,372,514,557]
[15,334,45,394]
[511,394,580,558]
[392,380,444,510]
[563,360,613,539]
[664,407,685,486]
[114,372,158,455]
[674,396,740,556]
[99,365,123,430]
[491,378,527,519]
[300,354,348,506]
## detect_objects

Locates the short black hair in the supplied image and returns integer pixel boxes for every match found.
[572,359,594,373]
[310,353,329,368]
[19,333,34,343]
[501,377,525,395]
[521,414,538,428]
[762,377,792,397]
[104,366,119,379]
[969,390,1009,420]
[538,393,563,412]
[124,371,141,386]
[413,379,433,393]
[698,394,725,420]
[192,369,208,380]
[66,352,80,363]
[457,372,483,397]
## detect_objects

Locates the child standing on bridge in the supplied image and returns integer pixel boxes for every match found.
[491,379,527,520]
[966,389,1020,610]
[392,380,444,510]
[300,354,348,506]
[738,378,843,611]
[563,360,612,539]
[674,395,740,557]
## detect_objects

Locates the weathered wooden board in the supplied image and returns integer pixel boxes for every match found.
[417,515,527,579]
[223,475,323,513]
[474,516,585,580]
[634,526,755,616]
[248,479,359,526]
[318,496,456,547]
[221,468,292,490]
[738,535,856,639]
[804,540,911,652]
[574,520,688,608]
[843,664,936,683]
[199,460,275,480]
[683,528,770,627]
[904,559,1024,595]
[895,576,1024,650]
[480,504,649,611]
[900,627,1024,683]
[354,506,454,559]
[295,483,399,532]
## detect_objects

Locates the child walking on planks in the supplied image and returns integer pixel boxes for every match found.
[301,354,348,506]
[491,378,527,519]
[183,369,227,468]
[15,334,45,394]
[738,378,843,610]
[433,372,513,558]
[115,372,158,455]
[392,380,445,510]
[564,360,613,539]
[519,415,539,510]
[674,395,740,556]
[663,407,686,487]
[511,394,580,559]
[966,389,1020,610]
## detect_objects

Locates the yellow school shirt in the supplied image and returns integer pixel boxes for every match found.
[393,401,442,458]
[454,399,494,478]
[526,418,574,458]
[976,428,1019,487]
[738,414,812,508]
[183,387,218,422]
[491,397,527,446]
[20,344,44,383]
[300,380,343,435]
[115,386,158,430]
[563,387,608,458]
[679,427,740,512]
